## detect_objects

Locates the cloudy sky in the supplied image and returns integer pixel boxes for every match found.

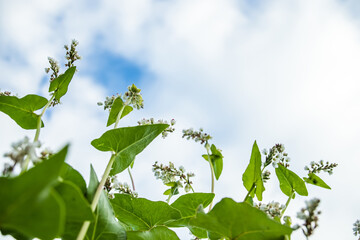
[1,0,360,239]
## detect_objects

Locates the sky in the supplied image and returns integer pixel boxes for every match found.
[0,0,359,239]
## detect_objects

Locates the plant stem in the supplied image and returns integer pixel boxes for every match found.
[21,95,55,174]
[206,143,215,211]
[128,167,135,191]
[114,99,136,191]
[76,98,131,240]
[114,98,130,128]
[76,154,116,240]
[34,95,55,142]
[280,190,295,218]
[166,193,172,204]
[243,166,266,202]
[243,183,255,202]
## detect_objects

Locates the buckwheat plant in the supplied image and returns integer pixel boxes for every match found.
[0,41,341,240]
[182,128,223,210]
[152,161,195,202]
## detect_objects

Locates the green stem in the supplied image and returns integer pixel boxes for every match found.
[190,185,195,193]
[243,166,266,202]
[76,154,116,240]
[243,183,255,202]
[76,98,131,240]
[280,190,295,218]
[21,95,55,174]
[128,167,135,191]
[166,193,172,204]
[114,98,130,128]
[34,94,55,142]
[206,143,215,211]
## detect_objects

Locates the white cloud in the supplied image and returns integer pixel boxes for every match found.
[1,0,360,239]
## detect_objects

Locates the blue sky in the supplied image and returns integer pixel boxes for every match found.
[1,0,360,239]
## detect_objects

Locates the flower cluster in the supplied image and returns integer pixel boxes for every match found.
[262,143,290,168]
[104,176,138,199]
[304,160,338,175]
[138,118,176,138]
[152,161,195,193]
[262,170,271,183]
[97,94,121,111]
[2,137,41,176]
[354,220,360,239]
[45,57,60,82]
[254,201,286,219]
[64,39,81,68]
[296,198,321,238]
[0,90,11,96]
[182,128,212,144]
[124,84,144,110]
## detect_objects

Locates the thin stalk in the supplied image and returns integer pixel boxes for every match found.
[280,190,295,218]
[21,95,55,173]
[190,185,195,193]
[128,167,135,191]
[77,98,131,240]
[34,94,55,142]
[243,166,266,202]
[114,98,130,128]
[206,143,215,211]
[243,183,255,202]
[166,193,172,204]
[76,154,116,240]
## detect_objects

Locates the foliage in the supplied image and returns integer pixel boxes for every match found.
[0,41,341,240]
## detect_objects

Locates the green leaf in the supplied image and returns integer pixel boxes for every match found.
[167,193,215,236]
[55,181,94,240]
[49,66,76,101]
[91,124,168,175]
[60,163,87,194]
[171,193,215,218]
[242,141,265,201]
[202,144,224,180]
[163,189,172,195]
[86,165,126,240]
[275,164,308,197]
[0,94,48,129]
[127,226,180,240]
[107,97,133,127]
[189,198,292,240]
[0,146,69,239]
[303,173,331,189]
[110,194,181,231]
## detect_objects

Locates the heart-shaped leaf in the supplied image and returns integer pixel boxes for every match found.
[275,164,308,197]
[91,124,168,175]
[49,66,76,101]
[242,141,265,201]
[107,97,133,127]
[189,198,292,240]
[110,194,181,231]
[0,94,48,129]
